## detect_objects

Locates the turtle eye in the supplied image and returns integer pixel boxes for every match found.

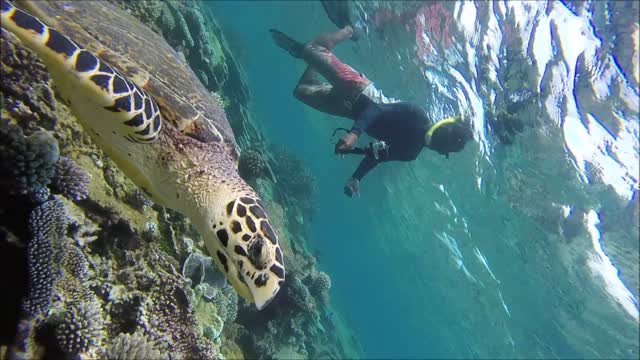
[247,236,269,270]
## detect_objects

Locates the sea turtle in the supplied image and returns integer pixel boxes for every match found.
[1,0,285,310]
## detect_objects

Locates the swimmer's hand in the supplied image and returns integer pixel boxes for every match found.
[335,131,358,154]
[344,177,360,198]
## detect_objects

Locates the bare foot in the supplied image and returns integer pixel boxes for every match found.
[340,25,354,39]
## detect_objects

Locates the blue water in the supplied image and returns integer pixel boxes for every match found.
[211,1,639,358]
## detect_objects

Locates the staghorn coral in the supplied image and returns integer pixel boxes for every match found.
[104,331,166,360]
[51,157,90,201]
[54,299,105,355]
[238,149,267,180]
[23,197,67,319]
[0,123,59,203]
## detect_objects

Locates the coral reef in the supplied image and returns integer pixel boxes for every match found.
[0,123,59,203]
[51,157,90,201]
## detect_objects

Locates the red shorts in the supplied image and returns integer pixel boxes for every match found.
[302,43,371,100]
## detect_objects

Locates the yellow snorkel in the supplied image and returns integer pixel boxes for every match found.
[425,115,462,146]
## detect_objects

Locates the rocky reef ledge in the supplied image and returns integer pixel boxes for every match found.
[1,1,363,359]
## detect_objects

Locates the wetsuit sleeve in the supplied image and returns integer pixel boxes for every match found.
[351,155,380,181]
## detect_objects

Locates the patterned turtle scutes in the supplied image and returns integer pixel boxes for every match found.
[0,0,162,144]
[212,196,285,310]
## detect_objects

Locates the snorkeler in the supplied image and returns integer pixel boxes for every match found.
[270,26,472,198]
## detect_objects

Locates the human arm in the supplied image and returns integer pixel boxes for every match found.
[335,102,380,153]
[334,131,359,153]
[344,155,380,197]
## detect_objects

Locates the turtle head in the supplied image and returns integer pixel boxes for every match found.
[206,195,285,310]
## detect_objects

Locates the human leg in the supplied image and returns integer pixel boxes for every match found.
[292,66,353,118]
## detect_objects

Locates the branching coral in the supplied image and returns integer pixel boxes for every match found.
[51,157,90,201]
[306,271,332,303]
[95,245,217,359]
[104,331,166,360]
[212,284,239,323]
[1,29,57,130]
[54,300,105,355]
[0,123,59,202]
[139,275,217,359]
[284,276,313,312]
[23,197,67,318]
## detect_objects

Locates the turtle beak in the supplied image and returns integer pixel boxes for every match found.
[255,289,279,310]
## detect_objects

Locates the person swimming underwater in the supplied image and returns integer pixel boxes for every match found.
[270,26,472,197]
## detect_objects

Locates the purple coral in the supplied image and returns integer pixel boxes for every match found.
[54,300,104,355]
[51,157,90,201]
[23,197,67,318]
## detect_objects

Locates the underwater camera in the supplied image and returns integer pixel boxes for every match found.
[331,128,390,160]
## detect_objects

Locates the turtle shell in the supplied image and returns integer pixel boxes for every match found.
[25,0,237,152]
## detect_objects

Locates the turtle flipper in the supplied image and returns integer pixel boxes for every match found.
[0,0,161,144]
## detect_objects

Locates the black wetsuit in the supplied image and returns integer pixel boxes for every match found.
[348,96,430,181]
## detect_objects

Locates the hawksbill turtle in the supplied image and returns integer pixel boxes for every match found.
[1,0,285,310]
